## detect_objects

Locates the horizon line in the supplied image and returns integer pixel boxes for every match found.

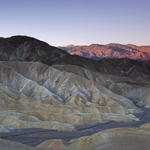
[1,35,150,47]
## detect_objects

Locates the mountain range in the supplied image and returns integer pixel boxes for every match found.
[0,36,150,150]
[59,43,150,60]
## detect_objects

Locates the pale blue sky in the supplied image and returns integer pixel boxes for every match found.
[0,0,150,46]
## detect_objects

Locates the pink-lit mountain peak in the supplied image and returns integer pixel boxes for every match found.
[59,43,150,61]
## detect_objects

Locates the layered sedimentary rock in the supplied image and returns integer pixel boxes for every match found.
[38,128,150,150]
[0,61,141,132]
[0,139,44,150]
[0,36,150,150]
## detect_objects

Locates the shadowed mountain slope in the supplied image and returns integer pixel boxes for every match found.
[1,36,150,76]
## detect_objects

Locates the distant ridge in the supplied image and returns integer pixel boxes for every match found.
[59,43,150,60]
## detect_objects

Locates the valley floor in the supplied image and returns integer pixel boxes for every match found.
[0,108,150,147]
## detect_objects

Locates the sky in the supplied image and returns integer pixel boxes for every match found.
[0,0,150,46]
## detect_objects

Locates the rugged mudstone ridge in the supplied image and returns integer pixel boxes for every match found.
[0,61,141,132]
[0,36,150,150]
[38,128,150,150]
